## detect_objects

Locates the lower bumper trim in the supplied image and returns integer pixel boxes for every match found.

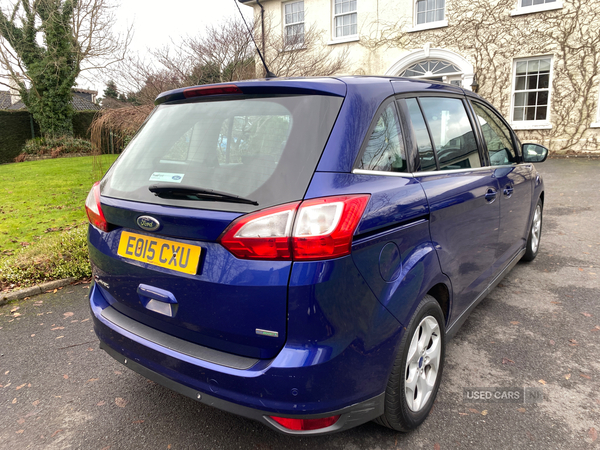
[100,341,384,435]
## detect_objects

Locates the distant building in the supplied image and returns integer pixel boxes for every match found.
[240,0,600,154]
[0,88,101,111]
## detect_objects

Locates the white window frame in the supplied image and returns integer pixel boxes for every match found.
[283,1,305,49]
[510,0,563,17]
[408,0,448,33]
[509,55,554,130]
[591,87,600,128]
[331,0,358,43]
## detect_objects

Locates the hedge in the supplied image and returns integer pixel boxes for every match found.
[0,110,97,164]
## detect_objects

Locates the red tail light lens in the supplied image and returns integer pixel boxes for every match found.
[292,195,370,260]
[183,84,242,99]
[219,202,300,260]
[270,415,340,431]
[85,182,109,232]
[219,195,370,261]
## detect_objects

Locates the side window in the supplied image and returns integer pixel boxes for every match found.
[471,101,517,166]
[405,98,436,171]
[419,97,481,171]
[358,103,407,172]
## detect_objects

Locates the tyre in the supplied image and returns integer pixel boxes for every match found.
[522,198,543,262]
[375,294,445,431]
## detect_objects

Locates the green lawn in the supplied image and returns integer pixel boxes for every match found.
[0,155,118,255]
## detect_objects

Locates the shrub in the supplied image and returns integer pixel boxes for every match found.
[0,225,91,290]
[22,136,93,157]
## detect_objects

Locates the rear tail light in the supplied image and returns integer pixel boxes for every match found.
[219,195,369,261]
[219,202,300,260]
[269,415,341,431]
[85,182,109,232]
[292,196,369,260]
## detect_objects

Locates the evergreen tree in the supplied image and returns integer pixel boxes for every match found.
[104,80,119,99]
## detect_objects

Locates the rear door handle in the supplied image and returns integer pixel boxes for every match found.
[485,188,497,203]
[503,185,514,197]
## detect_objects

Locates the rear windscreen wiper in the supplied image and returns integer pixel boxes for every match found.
[149,184,259,206]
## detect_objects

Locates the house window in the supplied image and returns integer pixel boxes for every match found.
[416,0,445,25]
[399,59,464,86]
[521,0,555,6]
[284,1,304,47]
[400,59,461,80]
[334,0,357,38]
[511,0,562,16]
[512,57,552,125]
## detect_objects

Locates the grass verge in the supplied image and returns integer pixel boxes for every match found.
[0,154,118,291]
[0,226,90,290]
[0,154,117,255]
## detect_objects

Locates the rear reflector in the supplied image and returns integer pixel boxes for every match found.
[85,182,109,232]
[270,415,341,431]
[183,84,242,99]
[219,195,370,261]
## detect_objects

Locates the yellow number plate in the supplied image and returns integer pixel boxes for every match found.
[117,231,202,275]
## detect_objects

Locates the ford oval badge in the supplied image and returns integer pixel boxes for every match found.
[137,216,161,231]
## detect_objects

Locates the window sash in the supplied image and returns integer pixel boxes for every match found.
[520,0,556,7]
[285,1,304,26]
[416,0,445,25]
[512,57,552,122]
[284,1,305,45]
[334,0,357,37]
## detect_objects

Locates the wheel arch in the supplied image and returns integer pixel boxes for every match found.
[425,283,450,326]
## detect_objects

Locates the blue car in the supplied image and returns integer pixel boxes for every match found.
[86,77,547,435]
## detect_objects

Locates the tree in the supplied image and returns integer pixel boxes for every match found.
[90,12,350,157]
[104,80,119,99]
[0,0,130,136]
[118,14,349,106]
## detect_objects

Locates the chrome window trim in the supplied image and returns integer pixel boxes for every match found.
[353,169,415,178]
[414,166,498,176]
[353,164,523,178]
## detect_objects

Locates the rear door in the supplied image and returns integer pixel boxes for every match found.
[402,96,500,321]
[469,100,534,268]
[92,93,344,359]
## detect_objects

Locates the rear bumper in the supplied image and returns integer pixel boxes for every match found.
[100,339,384,435]
[90,283,386,435]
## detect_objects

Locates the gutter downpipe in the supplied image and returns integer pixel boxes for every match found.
[256,0,266,63]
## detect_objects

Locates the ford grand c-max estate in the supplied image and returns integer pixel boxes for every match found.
[86,76,547,435]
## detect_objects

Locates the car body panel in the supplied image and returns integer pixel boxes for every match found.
[415,168,500,318]
[315,78,395,173]
[90,252,402,414]
[89,227,291,359]
[494,164,535,268]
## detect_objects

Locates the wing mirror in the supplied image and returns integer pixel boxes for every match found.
[522,143,548,163]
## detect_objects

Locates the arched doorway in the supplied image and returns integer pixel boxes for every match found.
[385,47,475,90]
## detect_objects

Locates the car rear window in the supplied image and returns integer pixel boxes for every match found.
[101,95,343,212]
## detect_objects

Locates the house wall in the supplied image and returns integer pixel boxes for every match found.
[247,0,600,155]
